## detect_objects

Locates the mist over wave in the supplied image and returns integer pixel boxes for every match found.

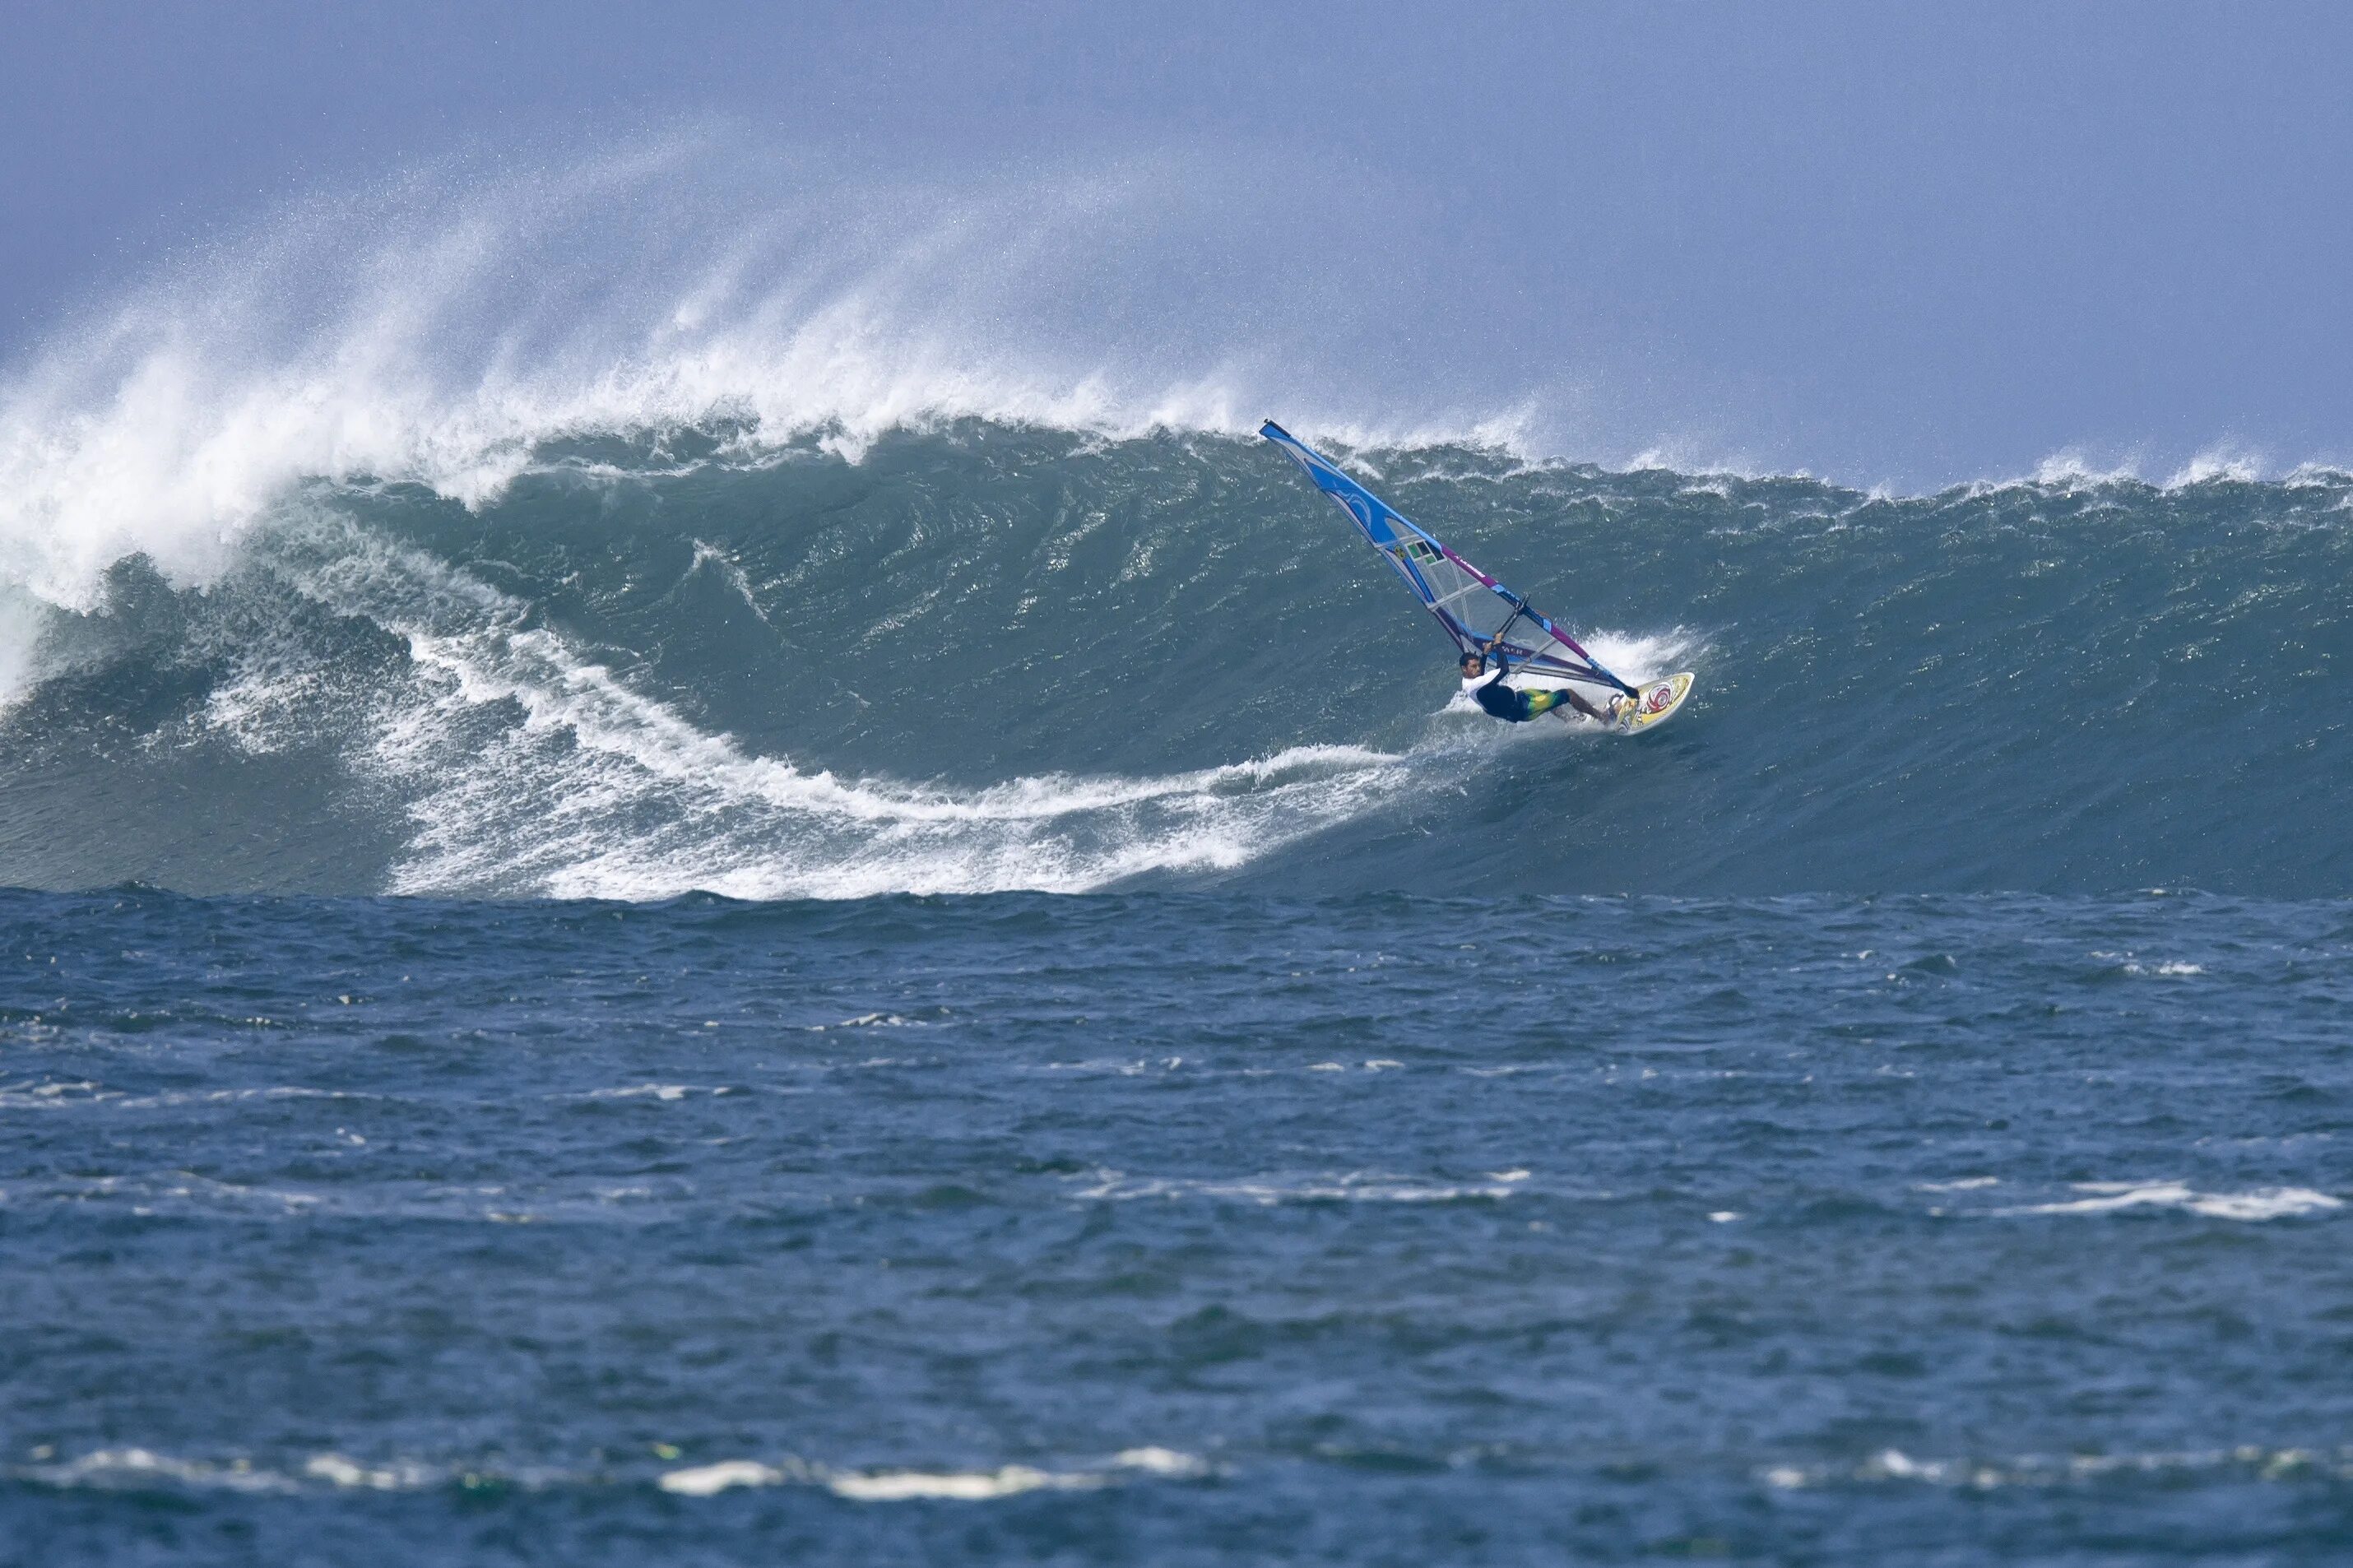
[0,138,1532,622]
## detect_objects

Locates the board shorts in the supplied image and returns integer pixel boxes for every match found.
[1474,678,1594,723]
[1513,688,1582,721]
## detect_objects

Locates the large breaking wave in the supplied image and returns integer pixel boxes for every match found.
[3,421,2345,898]
[2,144,2346,898]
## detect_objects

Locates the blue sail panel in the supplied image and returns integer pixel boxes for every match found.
[1258,420,1410,551]
[1260,420,1630,694]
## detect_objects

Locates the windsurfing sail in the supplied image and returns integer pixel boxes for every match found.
[1260,421,1634,695]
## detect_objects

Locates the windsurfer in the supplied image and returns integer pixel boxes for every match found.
[1461,641,1626,725]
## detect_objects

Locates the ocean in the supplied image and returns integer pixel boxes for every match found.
[2,165,2350,1561]
[6,883,2352,1565]
[2,425,2348,1565]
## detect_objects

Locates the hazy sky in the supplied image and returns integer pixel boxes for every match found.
[7,0,2348,485]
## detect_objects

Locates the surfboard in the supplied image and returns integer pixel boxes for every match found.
[1492,670,1694,732]
[1620,671,1695,732]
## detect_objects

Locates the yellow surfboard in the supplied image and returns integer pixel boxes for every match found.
[1619,672,1695,733]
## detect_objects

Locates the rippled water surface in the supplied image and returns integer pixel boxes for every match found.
[6,886,2350,1565]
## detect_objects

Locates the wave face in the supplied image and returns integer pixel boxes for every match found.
[0,419,2345,898]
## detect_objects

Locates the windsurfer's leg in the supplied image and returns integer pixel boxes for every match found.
[1524,688,1608,722]
[1559,689,1610,722]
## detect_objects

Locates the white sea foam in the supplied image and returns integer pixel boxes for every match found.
[0,137,1578,628]
[1580,628,1703,689]
[1966,442,2353,497]
[2165,446,2267,487]
[657,1459,801,1496]
[303,1454,439,1491]
[1625,442,1782,482]
[656,1448,1211,1501]
[7,1448,304,1495]
[178,506,1423,898]
[375,633,1417,898]
[2092,950,2210,977]
[2029,448,2147,489]
[0,1079,109,1110]
[1762,1443,2353,1491]
[7,1442,1218,1500]
[1074,1169,1526,1204]
[1112,1446,1214,1478]
[0,584,50,712]
[0,1083,354,1114]
[3,1447,474,1496]
[1998,1183,2340,1221]
[827,1466,1102,1502]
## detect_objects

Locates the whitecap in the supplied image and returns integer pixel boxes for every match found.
[1113,1446,1212,1478]
[10,1448,299,1495]
[1761,1442,2353,1491]
[657,1459,795,1497]
[2000,1183,2339,1221]
[304,1453,437,1491]
[581,1083,694,1102]
[657,1449,1210,1501]
[825,1466,1100,1502]
[1075,1170,1524,1204]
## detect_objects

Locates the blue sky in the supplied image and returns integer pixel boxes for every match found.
[6,0,2348,485]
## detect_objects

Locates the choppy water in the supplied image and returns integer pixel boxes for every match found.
[6,886,2352,1565]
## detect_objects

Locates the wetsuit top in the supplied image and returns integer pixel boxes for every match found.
[1471,657,1525,721]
